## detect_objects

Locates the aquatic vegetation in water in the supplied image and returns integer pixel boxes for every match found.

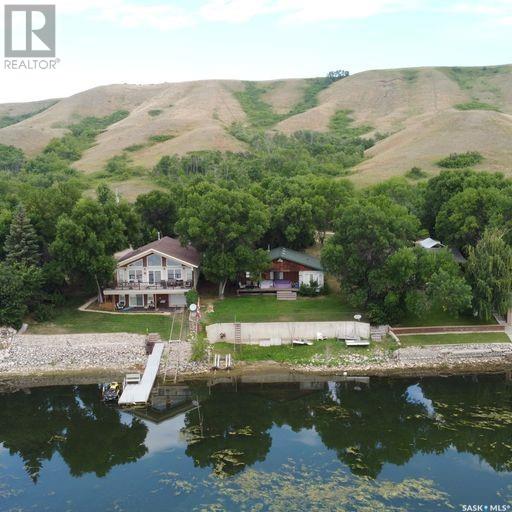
[210,449,246,477]
[203,461,454,511]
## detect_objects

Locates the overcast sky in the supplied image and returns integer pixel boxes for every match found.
[0,0,511,103]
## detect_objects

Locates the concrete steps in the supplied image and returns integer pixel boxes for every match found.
[370,325,388,342]
[276,291,297,301]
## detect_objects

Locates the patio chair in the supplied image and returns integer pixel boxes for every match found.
[115,301,126,311]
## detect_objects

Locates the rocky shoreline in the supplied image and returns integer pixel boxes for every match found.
[0,332,148,376]
[1,331,511,388]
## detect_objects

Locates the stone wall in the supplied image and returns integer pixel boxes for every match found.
[206,321,370,343]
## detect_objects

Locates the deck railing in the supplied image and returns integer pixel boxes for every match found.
[108,280,193,291]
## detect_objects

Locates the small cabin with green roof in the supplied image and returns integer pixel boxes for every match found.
[239,247,324,293]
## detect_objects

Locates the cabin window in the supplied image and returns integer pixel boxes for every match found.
[128,259,143,267]
[147,254,161,266]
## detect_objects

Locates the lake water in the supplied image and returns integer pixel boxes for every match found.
[0,373,511,511]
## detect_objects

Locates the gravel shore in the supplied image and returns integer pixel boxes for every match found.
[0,333,147,375]
[1,330,511,382]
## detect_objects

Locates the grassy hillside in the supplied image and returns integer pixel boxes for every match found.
[0,64,511,194]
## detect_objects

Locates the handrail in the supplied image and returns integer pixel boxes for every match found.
[106,280,193,291]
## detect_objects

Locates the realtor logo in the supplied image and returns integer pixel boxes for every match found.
[4,5,55,57]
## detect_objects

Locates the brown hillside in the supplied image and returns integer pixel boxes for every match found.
[351,109,512,186]
[0,65,511,183]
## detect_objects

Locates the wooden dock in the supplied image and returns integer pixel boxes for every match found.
[118,342,165,405]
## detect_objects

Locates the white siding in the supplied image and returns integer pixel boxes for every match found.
[299,271,324,288]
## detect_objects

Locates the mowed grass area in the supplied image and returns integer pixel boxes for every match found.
[396,310,497,327]
[28,306,186,340]
[214,339,394,365]
[205,295,359,324]
[399,332,510,346]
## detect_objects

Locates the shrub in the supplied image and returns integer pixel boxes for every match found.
[437,151,483,169]
[33,303,55,322]
[124,143,147,152]
[149,134,174,143]
[298,280,321,296]
[329,110,372,138]
[185,289,198,306]
[191,333,208,361]
[148,109,163,117]
[405,166,427,180]
[454,101,500,112]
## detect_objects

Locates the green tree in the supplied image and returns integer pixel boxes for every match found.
[0,263,43,328]
[427,268,472,315]
[367,247,471,323]
[4,205,40,266]
[270,198,315,249]
[176,183,270,298]
[51,196,134,300]
[422,169,508,230]
[22,181,82,250]
[322,197,420,307]
[0,144,25,173]
[135,190,178,242]
[435,187,507,250]
[466,229,512,319]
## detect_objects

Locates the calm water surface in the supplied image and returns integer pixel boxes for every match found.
[0,374,511,511]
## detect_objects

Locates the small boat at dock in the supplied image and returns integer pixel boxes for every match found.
[101,382,121,403]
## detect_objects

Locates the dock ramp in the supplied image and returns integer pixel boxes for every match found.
[119,342,165,405]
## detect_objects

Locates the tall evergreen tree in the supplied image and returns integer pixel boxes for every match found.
[4,205,39,266]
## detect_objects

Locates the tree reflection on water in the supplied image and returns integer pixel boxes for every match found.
[0,385,148,481]
[181,374,512,478]
[0,374,511,482]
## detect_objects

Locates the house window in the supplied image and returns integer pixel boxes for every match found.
[129,294,144,307]
[149,270,161,284]
[129,259,143,267]
[147,254,161,266]
[167,268,182,280]
[128,269,143,282]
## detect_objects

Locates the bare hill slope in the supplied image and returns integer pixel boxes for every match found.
[0,65,511,183]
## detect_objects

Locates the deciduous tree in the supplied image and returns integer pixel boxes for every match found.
[176,183,270,298]
[466,229,512,319]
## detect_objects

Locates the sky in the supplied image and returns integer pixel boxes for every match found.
[0,0,511,103]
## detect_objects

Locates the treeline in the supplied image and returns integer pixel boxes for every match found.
[0,104,511,326]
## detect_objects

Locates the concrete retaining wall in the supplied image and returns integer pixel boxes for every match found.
[206,321,370,344]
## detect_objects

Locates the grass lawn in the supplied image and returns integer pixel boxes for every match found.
[213,339,394,365]
[205,295,359,324]
[28,306,186,340]
[399,332,510,347]
[396,310,497,327]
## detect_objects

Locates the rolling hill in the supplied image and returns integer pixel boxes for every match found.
[1,64,511,189]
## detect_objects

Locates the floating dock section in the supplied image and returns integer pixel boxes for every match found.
[118,342,165,405]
